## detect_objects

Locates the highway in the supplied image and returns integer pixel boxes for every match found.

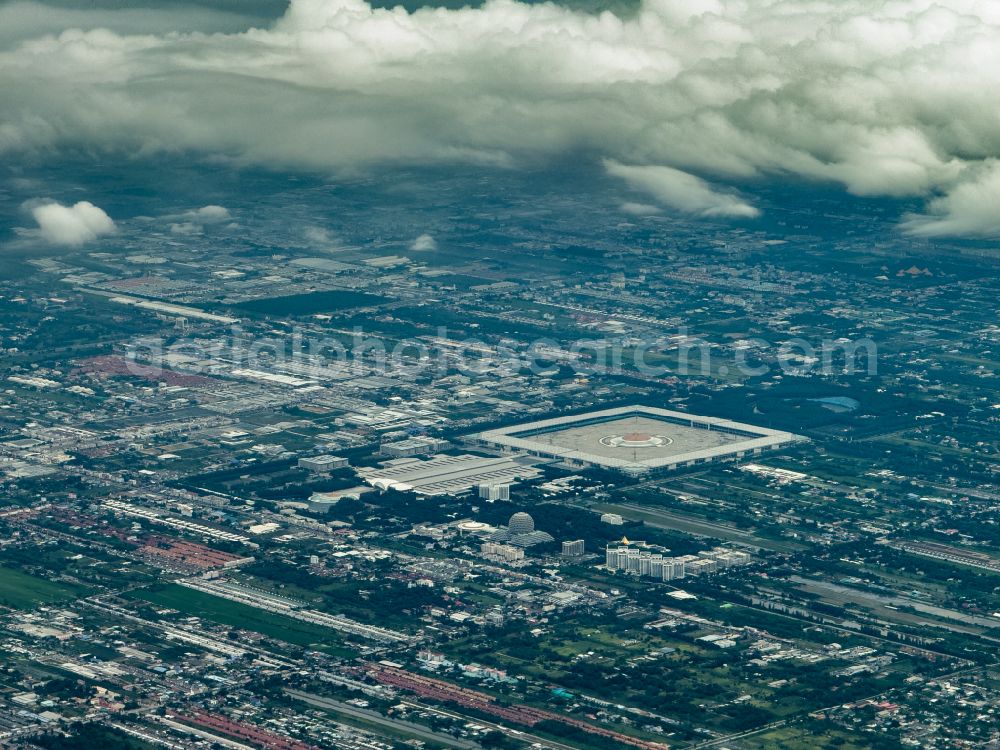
[578,499,801,552]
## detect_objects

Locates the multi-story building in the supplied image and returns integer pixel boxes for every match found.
[481,542,524,564]
[478,482,511,501]
[299,454,349,472]
[686,558,719,575]
[561,539,585,556]
[606,545,686,581]
[606,542,749,582]
[649,556,685,581]
[380,436,450,458]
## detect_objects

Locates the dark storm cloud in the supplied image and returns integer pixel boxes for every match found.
[0,0,282,43]
[2,0,1000,236]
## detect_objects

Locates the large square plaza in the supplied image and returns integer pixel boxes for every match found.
[469,405,804,476]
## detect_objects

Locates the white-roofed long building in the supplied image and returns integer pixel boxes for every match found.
[357,454,541,497]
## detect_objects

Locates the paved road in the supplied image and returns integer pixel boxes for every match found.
[583,500,801,552]
[791,576,1000,631]
[395,698,583,750]
[285,689,481,750]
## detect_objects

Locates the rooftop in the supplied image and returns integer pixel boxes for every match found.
[470,405,804,474]
[357,453,542,496]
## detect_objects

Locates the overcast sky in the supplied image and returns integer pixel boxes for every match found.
[3,0,1000,236]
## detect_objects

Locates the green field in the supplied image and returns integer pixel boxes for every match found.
[30,723,158,750]
[0,566,89,609]
[131,584,353,656]
[741,724,877,750]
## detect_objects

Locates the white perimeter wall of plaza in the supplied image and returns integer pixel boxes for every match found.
[467,405,806,477]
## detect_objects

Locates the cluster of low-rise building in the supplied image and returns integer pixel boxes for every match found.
[479,541,525,564]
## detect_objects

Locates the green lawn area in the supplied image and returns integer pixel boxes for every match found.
[129,584,354,656]
[0,566,89,609]
[30,723,158,750]
[741,724,875,750]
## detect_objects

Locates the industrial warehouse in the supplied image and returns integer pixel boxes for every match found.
[468,405,804,476]
[356,453,542,497]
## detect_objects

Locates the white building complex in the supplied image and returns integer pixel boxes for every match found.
[469,405,804,477]
[481,542,525,564]
[606,543,751,582]
[357,454,540,497]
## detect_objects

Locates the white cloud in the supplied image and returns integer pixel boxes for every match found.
[183,205,231,224]
[25,199,115,246]
[619,201,662,216]
[3,0,1000,234]
[410,233,437,251]
[606,161,759,218]
[900,161,1000,237]
[164,205,231,235]
[304,226,339,247]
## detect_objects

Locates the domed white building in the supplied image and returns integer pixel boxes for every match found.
[508,511,535,536]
